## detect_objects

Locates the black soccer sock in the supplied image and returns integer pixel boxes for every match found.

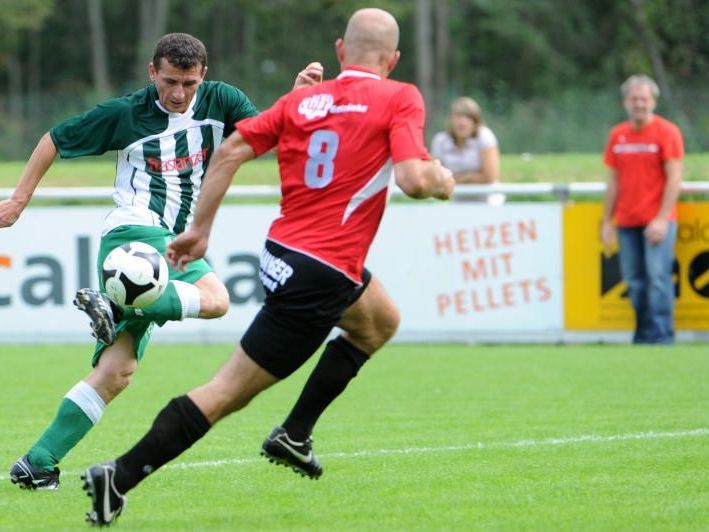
[114,395,210,493]
[282,336,369,441]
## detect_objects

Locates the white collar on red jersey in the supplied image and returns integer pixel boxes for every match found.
[337,69,381,80]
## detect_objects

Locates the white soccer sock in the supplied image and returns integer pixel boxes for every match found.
[172,280,201,319]
[65,381,106,425]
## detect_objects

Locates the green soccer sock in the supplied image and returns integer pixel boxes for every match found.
[27,381,105,471]
[120,281,199,322]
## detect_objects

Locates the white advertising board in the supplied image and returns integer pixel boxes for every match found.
[0,203,563,343]
[368,203,563,340]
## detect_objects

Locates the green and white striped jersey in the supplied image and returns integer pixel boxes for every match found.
[50,81,258,234]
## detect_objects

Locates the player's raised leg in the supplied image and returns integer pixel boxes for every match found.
[74,288,121,345]
[118,271,229,323]
[75,225,230,346]
[262,274,400,478]
[76,271,228,345]
[38,273,224,475]
[11,235,229,490]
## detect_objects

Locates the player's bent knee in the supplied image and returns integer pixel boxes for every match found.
[91,364,136,402]
[113,369,135,395]
[212,291,230,318]
[351,321,398,355]
[382,305,401,338]
[371,303,400,348]
[110,361,136,388]
[199,283,230,319]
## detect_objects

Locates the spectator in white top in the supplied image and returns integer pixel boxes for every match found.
[431,97,500,185]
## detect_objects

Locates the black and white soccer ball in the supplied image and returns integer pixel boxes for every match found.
[102,242,169,308]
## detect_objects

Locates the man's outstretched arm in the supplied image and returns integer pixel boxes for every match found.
[0,133,57,227]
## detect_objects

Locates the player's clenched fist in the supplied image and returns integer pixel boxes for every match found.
[167,228,209,271]
[293,62,324,89]
[0,198,25,228]
[433,160,455,201]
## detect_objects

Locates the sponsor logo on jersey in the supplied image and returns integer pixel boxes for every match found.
[298,94,368,120]
[330,103,368,114]
[298,94,334,119]
[146,146,210,173]
[612,143,658,154]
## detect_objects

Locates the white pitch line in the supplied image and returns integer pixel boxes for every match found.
[3,427,708,481]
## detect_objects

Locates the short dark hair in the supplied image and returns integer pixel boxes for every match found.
[152,33,207,71]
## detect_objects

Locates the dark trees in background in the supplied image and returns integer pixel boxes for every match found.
[1,0,708,156]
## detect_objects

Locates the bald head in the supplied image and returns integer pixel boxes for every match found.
[342,8,399,66]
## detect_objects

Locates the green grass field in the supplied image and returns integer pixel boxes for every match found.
[1,152,708,189]
[1,343,708,530]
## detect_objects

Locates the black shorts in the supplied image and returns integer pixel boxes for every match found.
[241,240,372,379]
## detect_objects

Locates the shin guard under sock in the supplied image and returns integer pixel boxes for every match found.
[114,395,210,493]
[282,336,369,441]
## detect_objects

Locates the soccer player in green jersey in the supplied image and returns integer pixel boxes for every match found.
[0,32,323,490]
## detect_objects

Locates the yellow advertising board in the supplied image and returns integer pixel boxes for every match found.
[564,202,709,330]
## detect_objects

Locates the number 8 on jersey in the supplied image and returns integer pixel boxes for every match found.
[305,130,339,189]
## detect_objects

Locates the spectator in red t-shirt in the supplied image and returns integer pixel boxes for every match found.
[601,74,684,344]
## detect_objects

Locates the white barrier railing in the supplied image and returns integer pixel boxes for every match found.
[3,182,709,201]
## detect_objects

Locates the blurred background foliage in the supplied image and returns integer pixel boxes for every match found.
[1,0,708,159]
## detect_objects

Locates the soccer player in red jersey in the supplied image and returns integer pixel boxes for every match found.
[81,8,454,525]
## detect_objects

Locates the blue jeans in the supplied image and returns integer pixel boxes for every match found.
[617,222,677,344]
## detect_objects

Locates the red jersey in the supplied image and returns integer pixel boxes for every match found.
[237,67,430,283]
[603,115,684,227]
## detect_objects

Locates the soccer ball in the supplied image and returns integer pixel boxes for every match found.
[102,242,169,308]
